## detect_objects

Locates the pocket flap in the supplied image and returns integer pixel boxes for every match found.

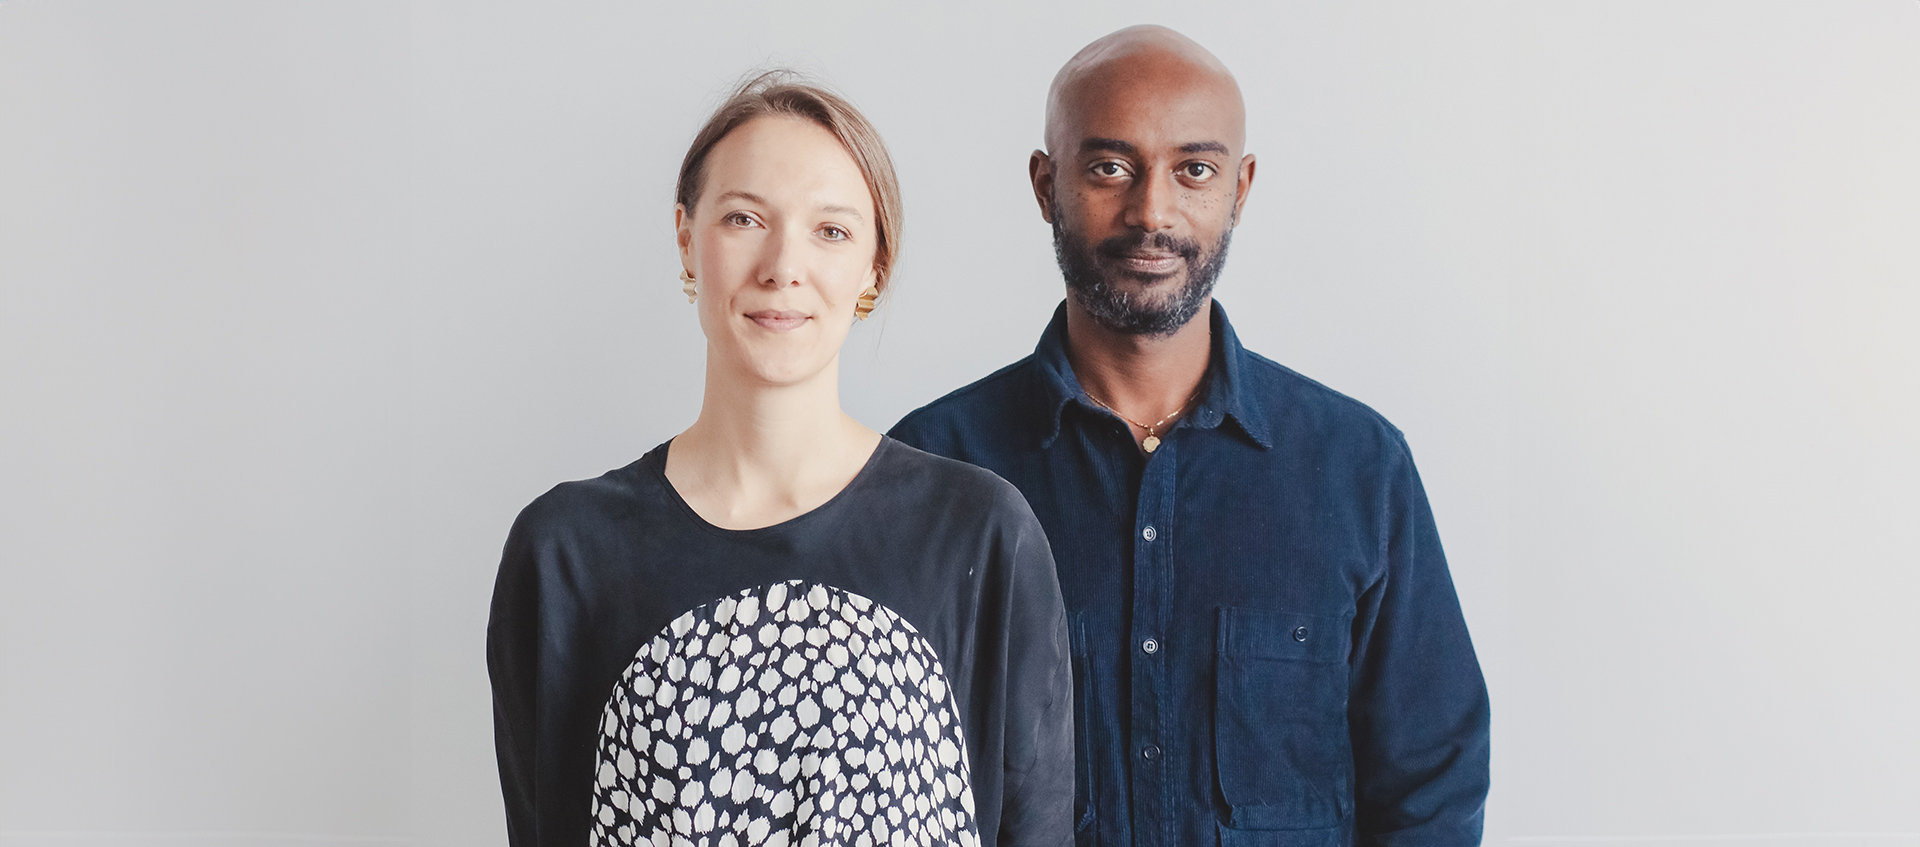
[1218,607,1351,664]
[1216,822,1342,847]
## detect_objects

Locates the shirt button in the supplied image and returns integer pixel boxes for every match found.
[1142,745,1161,761]
[1141,638,1159,654]
[1293,626,1309,642]
[1142,525,1157,541]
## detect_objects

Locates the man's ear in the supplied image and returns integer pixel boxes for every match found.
[1029,150,1055,224]
[1231,154,1257,226]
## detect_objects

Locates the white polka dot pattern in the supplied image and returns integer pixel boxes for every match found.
[590,580,979,847]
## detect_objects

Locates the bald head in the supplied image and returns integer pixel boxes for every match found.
[1029,26,1255,338]
[1044,25,1245,157]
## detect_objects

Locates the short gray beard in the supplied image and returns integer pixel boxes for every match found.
[1050,208,1234,337]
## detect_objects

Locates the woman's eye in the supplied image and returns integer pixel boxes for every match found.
[821,226,850,241]
[726,212,757,227]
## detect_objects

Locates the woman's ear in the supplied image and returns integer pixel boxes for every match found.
[674,204,695,274]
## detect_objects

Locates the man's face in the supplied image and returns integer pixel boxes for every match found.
[1037,61,1253,336]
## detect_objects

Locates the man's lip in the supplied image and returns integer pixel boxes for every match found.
[746,309,810,331]
[1116,252,1183,273]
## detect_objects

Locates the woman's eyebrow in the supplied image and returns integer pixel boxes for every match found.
[716,190,860,221]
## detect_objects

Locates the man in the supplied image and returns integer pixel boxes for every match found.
[890,25,1490,847]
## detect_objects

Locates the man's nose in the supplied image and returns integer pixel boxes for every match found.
[1123,170,1177,231]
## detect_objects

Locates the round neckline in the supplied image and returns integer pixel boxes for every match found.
[651,435,892,538]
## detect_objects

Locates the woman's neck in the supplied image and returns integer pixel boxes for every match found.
[664,354,881,530]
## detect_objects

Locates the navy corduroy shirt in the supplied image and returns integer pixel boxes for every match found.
[890,301,1490,847]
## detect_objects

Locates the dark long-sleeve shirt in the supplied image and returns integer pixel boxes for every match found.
[889,302,1490,847]
[487,437,1076,847]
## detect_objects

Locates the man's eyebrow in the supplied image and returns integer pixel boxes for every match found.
[1080,138,1230,156]
[1080,137,1138,156]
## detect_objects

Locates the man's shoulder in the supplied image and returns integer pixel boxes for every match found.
[1238,348,1411,457]
[888,355,1042,453]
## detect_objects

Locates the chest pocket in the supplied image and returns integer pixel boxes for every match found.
[1214,607,1354,835]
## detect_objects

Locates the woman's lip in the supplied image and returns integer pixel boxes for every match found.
[1117,253,1183,274]
[746,310,811,331]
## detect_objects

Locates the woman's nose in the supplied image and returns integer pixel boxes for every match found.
[759,227,807,287]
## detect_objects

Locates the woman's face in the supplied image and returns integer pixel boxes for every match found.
[677,116,879,389]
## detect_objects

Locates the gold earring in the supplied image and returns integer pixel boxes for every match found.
[680,269,697,303]
[854,285,879,320]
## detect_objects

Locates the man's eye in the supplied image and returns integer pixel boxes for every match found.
[1092,162,1125,177]
[1183,163,1215,179]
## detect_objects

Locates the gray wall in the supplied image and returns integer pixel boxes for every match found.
[2,2,1916,846]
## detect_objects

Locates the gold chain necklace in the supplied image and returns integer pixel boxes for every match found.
[1081,384,1204,454]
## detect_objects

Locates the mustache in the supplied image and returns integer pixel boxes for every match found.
[1095,232,1202,264]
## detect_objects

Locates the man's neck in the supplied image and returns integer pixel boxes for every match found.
[1063,297,1213,435]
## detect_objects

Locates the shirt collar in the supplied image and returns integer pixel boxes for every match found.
[1031,299,1274,450]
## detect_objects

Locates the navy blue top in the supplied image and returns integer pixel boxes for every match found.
[889,302,1490,847]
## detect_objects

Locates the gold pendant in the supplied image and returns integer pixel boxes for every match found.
[1141,434,1161,453]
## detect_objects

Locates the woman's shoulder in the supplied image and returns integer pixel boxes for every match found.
[867,437,1038,524]
[507,447,668,545]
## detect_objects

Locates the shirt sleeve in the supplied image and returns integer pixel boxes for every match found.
[1348,436,1491,846]
[992,488,1077,847]
[487,505,543,847]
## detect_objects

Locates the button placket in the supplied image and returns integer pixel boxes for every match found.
[1127,435,1179,847]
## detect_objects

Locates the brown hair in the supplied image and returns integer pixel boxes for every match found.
[676,70,904,294]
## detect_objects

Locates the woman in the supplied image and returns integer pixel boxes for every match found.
[487,72,1074,847]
